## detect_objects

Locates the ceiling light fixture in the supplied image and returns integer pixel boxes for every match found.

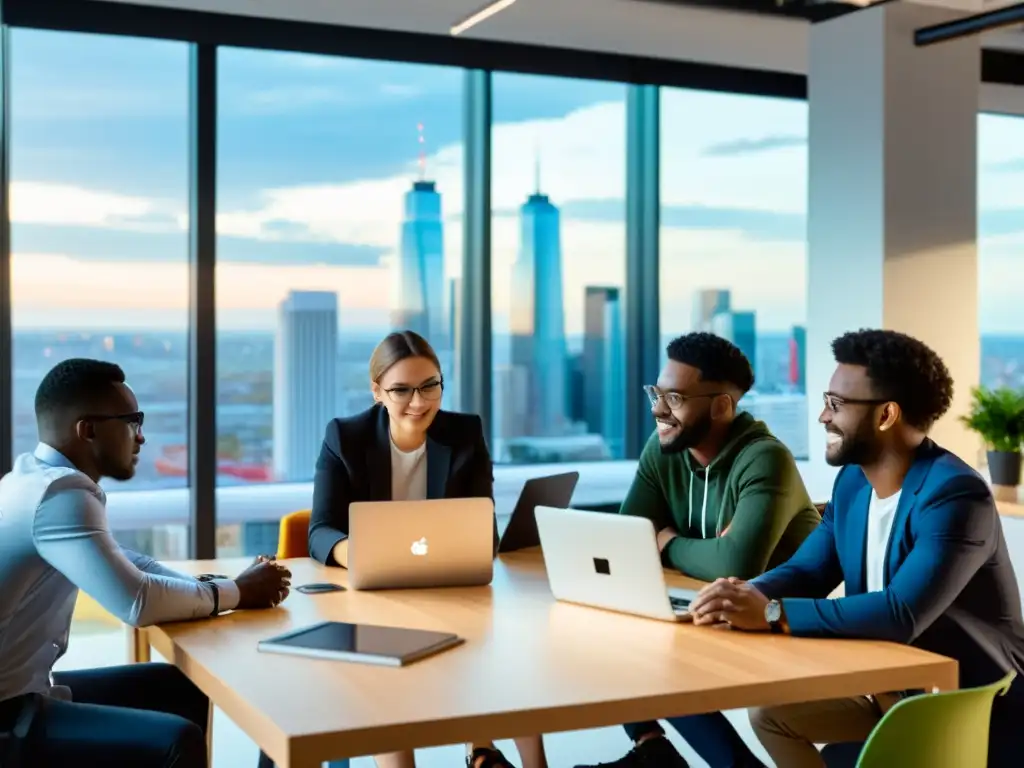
[450,0,518,36]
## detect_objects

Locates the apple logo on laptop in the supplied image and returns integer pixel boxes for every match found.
[411,537,429,556]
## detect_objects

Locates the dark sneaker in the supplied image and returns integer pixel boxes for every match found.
[574,735,690,767]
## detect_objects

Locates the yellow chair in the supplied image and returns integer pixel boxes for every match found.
[276,509,311,559]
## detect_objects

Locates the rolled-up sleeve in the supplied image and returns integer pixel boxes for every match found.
[33,475,236,626]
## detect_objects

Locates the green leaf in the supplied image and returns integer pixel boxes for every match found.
[959,386,1024,453]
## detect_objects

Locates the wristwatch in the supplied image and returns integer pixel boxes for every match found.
[206,579,221,617]
[765,599,784,634]
[197,573,226,616]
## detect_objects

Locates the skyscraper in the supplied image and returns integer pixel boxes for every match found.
[601,289,625,459]
[510,185,568,437]
[393,178,447,348]
[789,324,807,393]
[583,286,625,457]
[273,290,338,482]
[693,289,731,331]
[493,364,530,456]
[711,310,757,379]
[568,352,586,423]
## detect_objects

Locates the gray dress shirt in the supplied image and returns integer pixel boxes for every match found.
[0,443,239,702]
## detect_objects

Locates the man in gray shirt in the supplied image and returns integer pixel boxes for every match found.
[0,358,291,767]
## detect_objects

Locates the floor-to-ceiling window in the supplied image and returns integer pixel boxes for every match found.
[9,26,190,646]
[978,112,1024,389]
[490,73,628,464]
[659,88,809,459]
[214,49,465,554]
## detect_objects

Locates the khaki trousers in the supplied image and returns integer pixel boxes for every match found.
[749,694,900,768]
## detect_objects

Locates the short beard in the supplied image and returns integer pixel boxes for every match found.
[100,457,136,482]
[659,411,713,455]
[826,428,880,467]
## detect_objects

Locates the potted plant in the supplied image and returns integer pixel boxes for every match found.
[960,386,1024,486]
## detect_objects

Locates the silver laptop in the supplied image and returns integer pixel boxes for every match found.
[534,506,697,622]
[347,498,495,590]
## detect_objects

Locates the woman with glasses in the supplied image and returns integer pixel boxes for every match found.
[307,330,548,768]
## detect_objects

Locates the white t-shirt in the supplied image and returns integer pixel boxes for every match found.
[865,488,902,593]
[390,438,427,502]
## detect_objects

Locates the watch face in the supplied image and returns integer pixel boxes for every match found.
[765,600,782,623]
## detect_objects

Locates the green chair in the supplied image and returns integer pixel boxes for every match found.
[854,670,1016,767]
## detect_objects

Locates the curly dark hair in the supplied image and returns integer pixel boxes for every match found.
[666,332,755,395]
[35,358,126,420]
[831,329,953,431]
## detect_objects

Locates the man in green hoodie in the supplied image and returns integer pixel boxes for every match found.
[576,332,820,768]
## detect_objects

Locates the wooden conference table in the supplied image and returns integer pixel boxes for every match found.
[131,549,958,768]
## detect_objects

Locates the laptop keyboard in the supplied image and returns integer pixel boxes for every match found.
[669,596,691,612]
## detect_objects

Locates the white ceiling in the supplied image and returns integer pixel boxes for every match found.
[97,0,1024,75]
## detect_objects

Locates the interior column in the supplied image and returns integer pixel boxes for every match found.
[805,0,981,482]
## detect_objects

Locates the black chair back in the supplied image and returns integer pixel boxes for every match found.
[0,693,42,768]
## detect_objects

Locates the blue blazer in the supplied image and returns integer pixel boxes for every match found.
[752,440,1024,703]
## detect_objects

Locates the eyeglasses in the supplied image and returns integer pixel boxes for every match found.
[82,411,145,433]
[383,379,444,404]
[644,385,726,410]
[822,392,888,413]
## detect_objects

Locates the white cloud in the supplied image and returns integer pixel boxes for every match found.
[8,96,1024,334]
[660,89,808,212]
[207,93,809,251]
[492,102,627,210]
[10,181,173,229]
[218,176,424,245]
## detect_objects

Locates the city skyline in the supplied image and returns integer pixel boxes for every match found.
[6,27,1024,487]
[13,324,1024,491]
[9,31,1023,338]
[272,161,634,461]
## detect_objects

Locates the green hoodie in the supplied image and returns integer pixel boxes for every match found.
[620,411,821,582]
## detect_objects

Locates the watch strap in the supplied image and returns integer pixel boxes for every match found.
[207,580,220,617]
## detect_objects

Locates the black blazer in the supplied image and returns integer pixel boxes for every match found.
[308,403,497,565]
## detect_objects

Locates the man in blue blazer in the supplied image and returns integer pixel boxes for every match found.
[689,329,1024,767]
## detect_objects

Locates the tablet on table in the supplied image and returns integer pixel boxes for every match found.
[257,621,463,667]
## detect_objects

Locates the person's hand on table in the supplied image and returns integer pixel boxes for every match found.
[330,539,350,568]
[234,559,292,610]
[690,577,772,631]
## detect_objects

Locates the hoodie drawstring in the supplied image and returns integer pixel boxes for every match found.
[701,474,709,538]
[687,469,711,539]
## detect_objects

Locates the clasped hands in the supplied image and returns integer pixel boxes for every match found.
[233,555,293,610]
[656,525,772,632]
[689,576,772,632]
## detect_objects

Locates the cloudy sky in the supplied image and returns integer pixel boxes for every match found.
[8,28,1024,335]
